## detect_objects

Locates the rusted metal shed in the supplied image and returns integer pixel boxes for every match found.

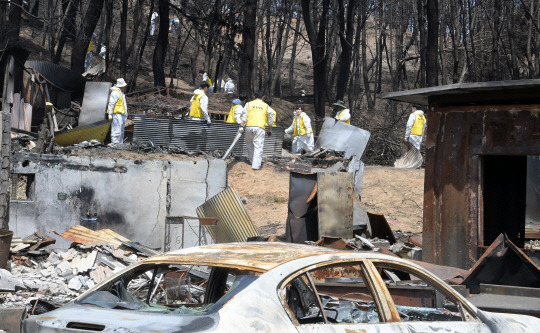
[384,79,540,269]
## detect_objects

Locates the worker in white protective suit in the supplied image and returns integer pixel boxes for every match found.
[189,81,211,124]
[285,105,314,154]
[404,105,427,151]
[332,100,351,124]
[150,11,159,36]
[85,33,97,72]
[199,70,214,93]
[241,90,273,170]
[107,78,128,146]
[224,78,235,93]
[226,92,247,124]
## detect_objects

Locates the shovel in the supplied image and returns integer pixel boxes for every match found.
[222,126,244,160]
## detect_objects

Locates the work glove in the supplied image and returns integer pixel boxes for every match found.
[108,114,112,121]
[266,130,272,137]
[238,127,244,134]
[206,119,212,125]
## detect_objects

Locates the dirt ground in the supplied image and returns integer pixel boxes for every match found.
[228,161,425,236]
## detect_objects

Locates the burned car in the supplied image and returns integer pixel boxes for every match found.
[23,242,540,332]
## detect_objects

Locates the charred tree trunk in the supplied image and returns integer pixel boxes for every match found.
[238,0,257,97]
[153,0,169,87]
[426,0,438,86]
[301,0,330,132]
[70,0,105,74]
[128,0,154,91]
[120,0,128,77]
[54,0,81,64]
[103,0,113,74]
[5,0,23,47]
[289,16,301,95]
[335,0,357,101]
[417,0,426,87]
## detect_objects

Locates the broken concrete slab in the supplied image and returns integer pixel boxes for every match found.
[0,268,25,291]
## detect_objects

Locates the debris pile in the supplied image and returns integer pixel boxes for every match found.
[1,227,161,311]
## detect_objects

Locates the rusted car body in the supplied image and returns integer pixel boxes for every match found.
[23,242,540,332]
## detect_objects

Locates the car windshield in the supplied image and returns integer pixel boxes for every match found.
[76,264,260,315]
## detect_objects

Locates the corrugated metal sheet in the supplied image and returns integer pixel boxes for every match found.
[133,116,284,156]
[196,187,258,243]
[54,120,110,146]
[25,60,86,93]
[57,225,130,248]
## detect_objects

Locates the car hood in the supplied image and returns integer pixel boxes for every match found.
[22,303,219,333]
[477,310,540,332]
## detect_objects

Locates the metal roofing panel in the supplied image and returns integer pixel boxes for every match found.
[24,61,86,93]
[133,116,283,156]
[382,79,540,106]
[54,120,111,146]
[196,187,258,243]
[58,225,130,248]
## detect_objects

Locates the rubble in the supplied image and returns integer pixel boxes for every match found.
[1,228,160,311]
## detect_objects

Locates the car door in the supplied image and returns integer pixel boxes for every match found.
[366,259,492,333]
[279,259,405,333]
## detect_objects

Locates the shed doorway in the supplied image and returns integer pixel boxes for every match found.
[482,155,527,248]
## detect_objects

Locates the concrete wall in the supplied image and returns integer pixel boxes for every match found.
[9,153,227,249]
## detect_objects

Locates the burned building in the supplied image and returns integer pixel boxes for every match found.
[384,80,540,269]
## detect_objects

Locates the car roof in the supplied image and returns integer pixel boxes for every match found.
[143,242,355,272]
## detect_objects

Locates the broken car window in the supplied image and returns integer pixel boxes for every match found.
[371,262,469,322]
[283,262,382,325]
[77,264,259,315]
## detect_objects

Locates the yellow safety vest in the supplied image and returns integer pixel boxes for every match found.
[337,109,350,124]
[111,88,126,114]
[190,93,205,119]
[246,99,269,129]
[272,109,276,126]
[207,77,213,87]
[293,112,312,136]
[226,104,238,123]
[411,113,426,135]
[88,41,93,52]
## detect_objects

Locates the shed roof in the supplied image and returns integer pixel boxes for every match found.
[382,79,540,106]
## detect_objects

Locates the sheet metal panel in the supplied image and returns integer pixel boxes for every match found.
[79,82,111,126]
[133,116,284,156]
[317,172,353,239]
[423,110,482,269]
[315,117,371,158]
[196,187,258,243]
